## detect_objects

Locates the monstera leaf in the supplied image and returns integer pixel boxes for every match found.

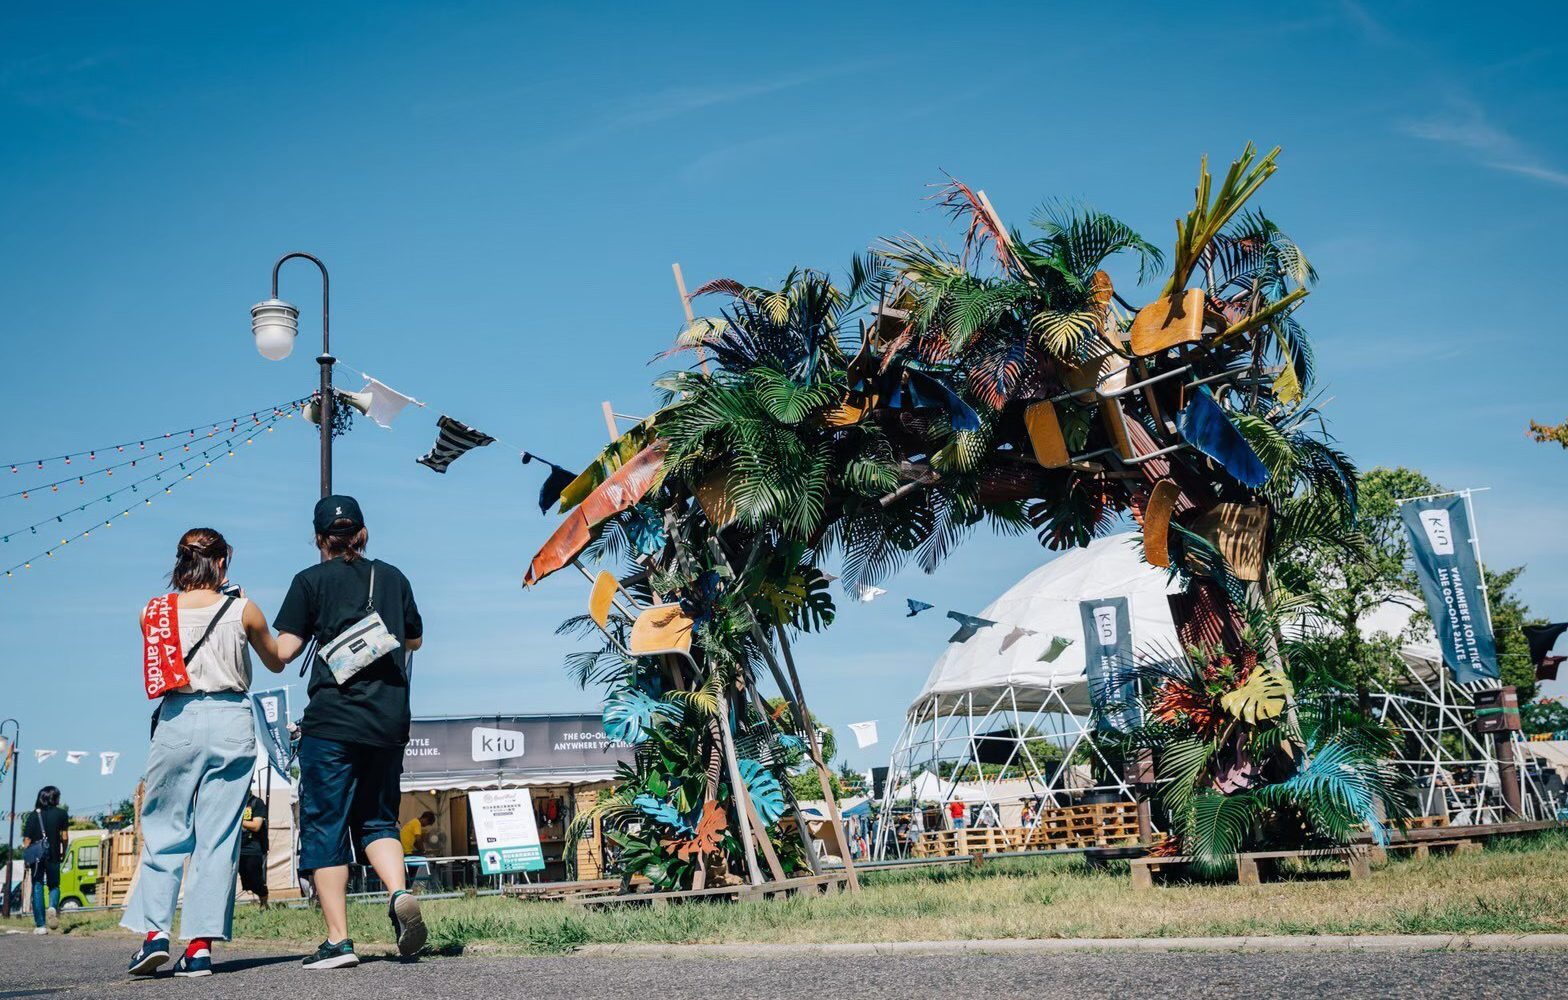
[604,687,683,745]
[758,568,836,632]
[633,794,695,835]
[737,757,787,826]
[672,800,727,859]
[1220,668,1294,724]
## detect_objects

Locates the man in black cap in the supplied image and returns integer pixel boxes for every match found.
[274,495,426,969]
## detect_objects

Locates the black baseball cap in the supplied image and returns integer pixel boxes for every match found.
[313,494,365,536]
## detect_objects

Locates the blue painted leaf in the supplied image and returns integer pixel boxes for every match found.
[633,794,694,835]
[1177,388,1268,488]
[603,687,682,745]
[737,758,787,826]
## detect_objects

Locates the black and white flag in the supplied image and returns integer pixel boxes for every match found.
[417,415,495,474]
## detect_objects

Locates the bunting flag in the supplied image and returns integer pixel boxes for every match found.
[855,584,888,603]
[1539,655,1565,683]
[521,453,578,514]
[906,599,934,617]
[0,737,11,780]
[417,415,495,473]
[847,720,880,749]
[360,377,418,429]
[99,751,120,776]
[946,611,998,643]
[66,750,87,765]
[34,749,57,763]
[1523,623,1568,667]
[1038,635,1074,663]
[999,625,1035,652]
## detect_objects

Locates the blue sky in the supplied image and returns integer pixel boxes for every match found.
[3,0,1567,816]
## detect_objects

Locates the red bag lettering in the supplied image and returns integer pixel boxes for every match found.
[142,594,190,699]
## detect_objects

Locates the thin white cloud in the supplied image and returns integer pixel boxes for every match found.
[1401,96,1568,188]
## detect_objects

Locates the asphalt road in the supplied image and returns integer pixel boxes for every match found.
[3,933,1565,999]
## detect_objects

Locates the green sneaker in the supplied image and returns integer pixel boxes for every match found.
[302,938,359,970]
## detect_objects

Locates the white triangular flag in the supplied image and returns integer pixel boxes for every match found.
[848,720,879,749]
[100,751,120,776]
[360,377,418,429]
[34,749,57,763]
[66,750,87,765]
[855,584,888,603]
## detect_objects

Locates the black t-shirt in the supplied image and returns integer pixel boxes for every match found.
[274,556,423,747]
[239,793,268,858]
[22,806,69,863]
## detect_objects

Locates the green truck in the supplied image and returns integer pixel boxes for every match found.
[55,832,103,909]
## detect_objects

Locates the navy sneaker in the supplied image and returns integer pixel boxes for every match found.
[172,948,213,978]
[128,936,171,977]
[389,890,427,957]
[302,938,359,970]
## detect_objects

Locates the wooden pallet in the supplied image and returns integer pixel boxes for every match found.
[1367,838,1481,863]
[912,827,1014,858]
[1015,802,1139,850]
[1131,847,1371,890]
[567,872,851,910]
[1404,815,1450,831]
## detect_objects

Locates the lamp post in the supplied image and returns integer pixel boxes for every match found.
[1,718,18,918]
[251,252,333,498]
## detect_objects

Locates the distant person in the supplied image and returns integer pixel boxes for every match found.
[1020,799,1037,828]
[907,807,925,847]
[238,790,270,909]
[274,496,425,970]
[976,802,999,828]
[21,786,68,934]
[401,811,436,855]
[948,800,967,830]
[124,528,287,978]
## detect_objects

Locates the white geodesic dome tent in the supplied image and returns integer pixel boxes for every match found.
[874,532,1181,856]
[911,533,1184,715]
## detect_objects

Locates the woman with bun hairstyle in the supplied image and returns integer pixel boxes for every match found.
[122,528,285,979]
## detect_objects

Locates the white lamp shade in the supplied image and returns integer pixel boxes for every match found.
[250,298,299,361]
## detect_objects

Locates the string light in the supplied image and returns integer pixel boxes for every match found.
[1,398,306,500]
[2,413,286,583]
[1,417,286,545]
[0,398,306,474]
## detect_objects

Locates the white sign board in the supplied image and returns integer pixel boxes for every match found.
[468,788,545,875]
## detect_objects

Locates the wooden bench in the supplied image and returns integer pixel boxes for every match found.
[1130,847,1371,890]
[567,872,851,910]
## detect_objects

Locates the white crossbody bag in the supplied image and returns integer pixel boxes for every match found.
[319,560,401,685]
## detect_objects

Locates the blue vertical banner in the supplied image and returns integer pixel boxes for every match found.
[1079,597,1140,730]
[250,687,293,777]
[1400,495,1499,685]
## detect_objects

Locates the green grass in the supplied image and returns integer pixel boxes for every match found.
[12,831,1567,954]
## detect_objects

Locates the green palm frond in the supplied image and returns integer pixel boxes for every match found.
[1186,791,1259,872]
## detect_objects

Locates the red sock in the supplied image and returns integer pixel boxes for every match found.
[185,937,212,957]
[145,931,162,943]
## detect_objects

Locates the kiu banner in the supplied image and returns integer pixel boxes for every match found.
[1400,495,1498,685]
[1079,597,1139,731]
[250,687,293,777]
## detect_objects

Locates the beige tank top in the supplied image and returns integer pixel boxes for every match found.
[171,597,253,694]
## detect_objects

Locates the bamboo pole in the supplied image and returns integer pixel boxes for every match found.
[744,679,824,875]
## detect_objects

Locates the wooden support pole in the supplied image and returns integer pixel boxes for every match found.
[601,401,618,441]
[717,687,764,887]
[774,628,861,892]
[672,262,711,375]
[743,679,823,875]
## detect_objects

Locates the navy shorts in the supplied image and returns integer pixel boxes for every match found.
[297,735,403,873]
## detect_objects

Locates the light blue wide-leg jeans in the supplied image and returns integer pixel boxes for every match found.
[120,692,255,940]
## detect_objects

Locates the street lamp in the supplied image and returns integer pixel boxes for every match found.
[251,252,333,498]
[1,718,18,919]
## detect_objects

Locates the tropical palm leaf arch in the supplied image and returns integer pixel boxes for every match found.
[526,143,1405,887]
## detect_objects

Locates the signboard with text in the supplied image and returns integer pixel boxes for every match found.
[402,714,634,779]
[469,788,546,874]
